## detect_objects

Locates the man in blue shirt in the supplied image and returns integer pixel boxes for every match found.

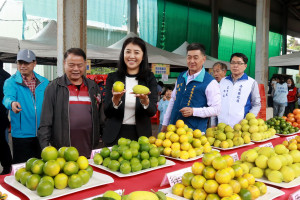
[3,49,49,164]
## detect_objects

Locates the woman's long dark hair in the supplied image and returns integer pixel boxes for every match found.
[287,78,295,88]
[117,37,149,81]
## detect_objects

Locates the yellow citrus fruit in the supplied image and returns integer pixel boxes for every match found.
[172,183,185,197]
[243,173,255,185]
[163,147,172,156]
[232,164,244,178]
[203,166,216,180]
[43,160,60,177]
[237,177,249,189]
[193,129,202,138]
[188,149,196,158]
[247,185,260,199]
[206,194,221,200]
[169,133,179,143]
[194,147,204,156]
[77,156,89,170]
[155,139,163,147]
[191,175,206,189]
[212,157,228,170]
[162,139,172,148]
[254,182,267,195]
[181,142,190,151]
[203,144,212,153]
[179,135,189,143]
[225,167,235,179]
[204,180,219,194]
[192,162,205,175]
[222,155,234,167]
[176,119,185,128]
[229,179,241,194]
[218,184,233,197]
[56,157,66,171]
[157,132,166,140]
[215,169,231,184]
[54,173,68,189]
[180,151,189,160]
[171,149,181,158]
[167,124,176,132]
[31,160,45,175]
[166,131,173,139]
[192,139,202,148]
[113,81,124,92]
[220,141,229,149]
[171,142,180,150]
[148,136,156,144]
[177,128,186,135]
[193,188,207,200]
[183,186,195,199]
[231,193,242,200]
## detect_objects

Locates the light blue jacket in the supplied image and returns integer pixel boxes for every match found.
[273,83,288,104]
[2,71,49,138]
[158,98,170,124]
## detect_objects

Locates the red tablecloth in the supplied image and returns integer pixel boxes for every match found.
[1,134,299,200]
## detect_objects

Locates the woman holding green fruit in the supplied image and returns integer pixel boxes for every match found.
[102,37,158,146]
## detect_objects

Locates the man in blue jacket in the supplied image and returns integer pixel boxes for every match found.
[2,49,49,164]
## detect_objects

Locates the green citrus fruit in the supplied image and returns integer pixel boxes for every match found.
[37,181,54,197]
[41,146,58,162]
[68,174,83,189]
[26,174,41,190]
[26,158,38,171]
[78,169,90,185]
[63,161,79,176]
[64,147,79,161]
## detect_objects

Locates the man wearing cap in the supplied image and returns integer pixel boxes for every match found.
[2,49,49,164]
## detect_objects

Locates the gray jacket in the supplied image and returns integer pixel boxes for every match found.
[38,74,102,150]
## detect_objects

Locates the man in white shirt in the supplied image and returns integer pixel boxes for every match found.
[218,53,261,127]
[161,43,221,132]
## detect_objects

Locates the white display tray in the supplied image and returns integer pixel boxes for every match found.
[276,130,300,137]
[212,142,255,150]
[256,175,300,188]
[0,184,21,200]
[89,159,175,177]
[4,171,114,200]
[160,185,285,200]
[252,135,280,143]
[163,149,220,162]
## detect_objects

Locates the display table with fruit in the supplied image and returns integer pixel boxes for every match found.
[0,133,299,200]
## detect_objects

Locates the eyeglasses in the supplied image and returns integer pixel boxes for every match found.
[230,62,245,66]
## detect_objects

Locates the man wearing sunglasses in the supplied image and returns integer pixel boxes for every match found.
[218,53,261,127]
[2,49,49,164]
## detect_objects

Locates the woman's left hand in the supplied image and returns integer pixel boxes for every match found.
[132,92,151,106]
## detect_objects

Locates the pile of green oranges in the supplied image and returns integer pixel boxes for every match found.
[15,146,93,197]
[172,152,267,200]
[93,136,166,174]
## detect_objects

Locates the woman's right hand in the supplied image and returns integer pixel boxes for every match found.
[112,89,126,106]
